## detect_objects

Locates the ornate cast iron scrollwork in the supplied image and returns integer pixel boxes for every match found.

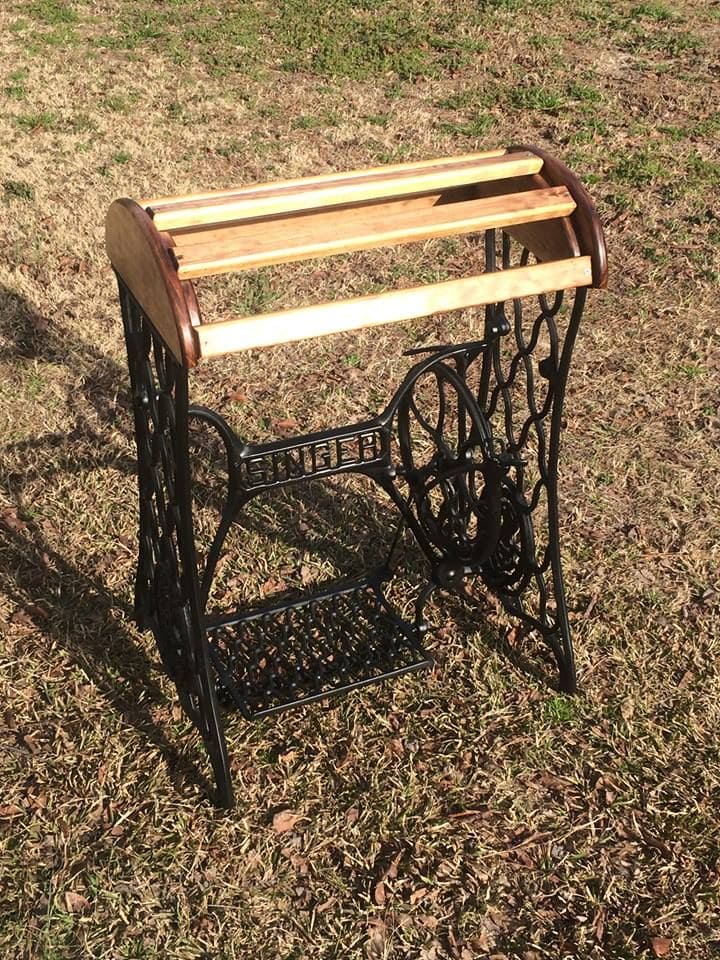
[396,358,506,577]
[473,235,588,692]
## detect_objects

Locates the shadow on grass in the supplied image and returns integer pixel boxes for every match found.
[0,284,560,802]
[0,285,215,798]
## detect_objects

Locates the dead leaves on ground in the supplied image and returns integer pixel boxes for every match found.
[271,417,299,437]
[650,936,673,957]
[63,891,91,914]
[1,506,28,533]
[272,809,304,833]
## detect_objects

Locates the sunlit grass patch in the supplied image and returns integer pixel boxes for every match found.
[510,84,565,112]
[613,148,668,186]
[436,114,495,138]
[15,110,59,132]
[4,68,28,100]
[630,1,681,20]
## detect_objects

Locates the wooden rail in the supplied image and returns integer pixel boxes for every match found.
[147,152,543,232]
[174,186,576,279]
[144,149,508,209]
[107,147,607,366]
[196,257,593,358]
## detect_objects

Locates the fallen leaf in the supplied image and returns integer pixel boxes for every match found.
[64,891,91,914]
[621,698,635,721]
[505,625,525,648]
[10,610,36,630]
[57,256,87,274]
[373,880,386,906]
[225,387,247,403]
[594,907,605,942]
[1,507,27,532]
[272,417,299,436]
[33,894,49,916]
[448,808,487,820]
[385,852,401,880]
[367,931,385,960]
[345,806,359,824]
[650,937,672,957]
[0,804,24,818]
[22,733,40,755]
[261,577,287,597]
[272,809,302,833]
[24,604,49,621]
[26,790,47,810]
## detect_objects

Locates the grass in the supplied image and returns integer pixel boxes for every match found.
[4,68,27,100]
[630,1,680,19]
[3,180,35,201]
[0,0,719,958]
[15,111,59,132]
[26,0,78,25]
[436,115,495,137]
[613,148,669,186]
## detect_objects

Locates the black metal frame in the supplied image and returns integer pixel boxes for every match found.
[117,229,587,807]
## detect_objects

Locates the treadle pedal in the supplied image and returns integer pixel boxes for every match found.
[204,573,432,719]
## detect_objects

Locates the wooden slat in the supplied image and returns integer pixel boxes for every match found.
[149,152,544,233]
[170,189,467,249]
[144,149,507,209]
[196,257,593,359]
[174,187,576,279]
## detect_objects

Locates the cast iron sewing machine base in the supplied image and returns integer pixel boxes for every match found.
[118,235,585,808]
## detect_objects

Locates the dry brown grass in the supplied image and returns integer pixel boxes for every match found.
[1,0,719,957]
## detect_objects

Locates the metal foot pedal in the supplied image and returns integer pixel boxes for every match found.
[205,572,431,719]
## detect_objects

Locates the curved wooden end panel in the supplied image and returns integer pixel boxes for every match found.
[510,144,608,288]
[105,199,200,367]
[471,172,580,265]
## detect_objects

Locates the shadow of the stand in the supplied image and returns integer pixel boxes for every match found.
[0,283,559,803]
[0,285,213,796]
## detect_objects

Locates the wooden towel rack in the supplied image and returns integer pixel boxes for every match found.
[107,145,606,366]
[106,145,607,807]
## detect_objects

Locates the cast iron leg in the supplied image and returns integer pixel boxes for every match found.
[118,279,233,806]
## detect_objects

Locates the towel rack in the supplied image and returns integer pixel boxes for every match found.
[106,144,607,807]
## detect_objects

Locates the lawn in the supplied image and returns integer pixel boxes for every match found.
[1,0,719,957]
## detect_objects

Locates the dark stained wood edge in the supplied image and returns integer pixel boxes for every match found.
[105,199,201,367]
[510,144,608,288]
[181,278,202,328]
